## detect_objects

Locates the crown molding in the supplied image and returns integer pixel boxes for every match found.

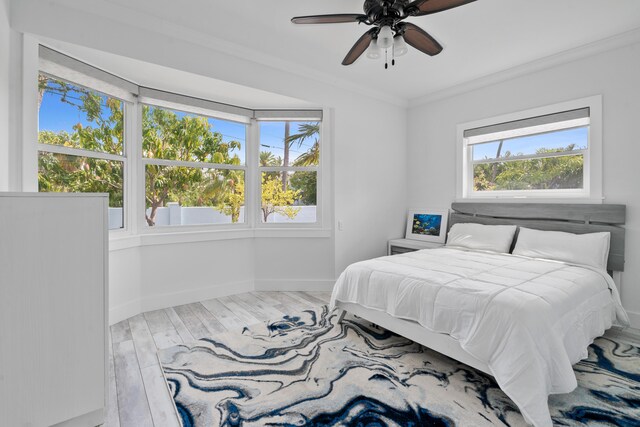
[409,27,640,108]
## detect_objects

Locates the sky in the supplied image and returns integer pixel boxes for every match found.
[39,82,317,166]
[472,127,588,161]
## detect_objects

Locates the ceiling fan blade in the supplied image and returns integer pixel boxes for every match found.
[400,23,443,56]
[291,14,366,24]
[407,0,476,16]
[342,28,377,65]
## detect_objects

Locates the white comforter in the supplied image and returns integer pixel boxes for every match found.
[330,247,629,427]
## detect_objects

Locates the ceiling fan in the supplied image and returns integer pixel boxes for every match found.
[291,0,476,68]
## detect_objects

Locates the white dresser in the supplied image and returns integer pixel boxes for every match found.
[0,193,108,427]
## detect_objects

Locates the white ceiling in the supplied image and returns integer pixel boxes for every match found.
[32,0,640,104]
[41,38,317,110]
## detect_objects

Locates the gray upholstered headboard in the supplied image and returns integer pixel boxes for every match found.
[449,202,626,272]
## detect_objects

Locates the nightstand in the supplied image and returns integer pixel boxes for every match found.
[387,238,444,255]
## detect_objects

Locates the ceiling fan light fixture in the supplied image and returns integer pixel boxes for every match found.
[377,25,394,49]
[366,38,381,59]
[393,35,408,57]
[291,0,477,66]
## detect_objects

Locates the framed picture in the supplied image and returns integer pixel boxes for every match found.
[405,209,449,243]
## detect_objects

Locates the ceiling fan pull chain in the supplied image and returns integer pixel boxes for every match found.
[385,49,388,69]
[392,43,396,66]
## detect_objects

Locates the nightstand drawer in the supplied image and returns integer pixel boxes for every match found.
[388,239,444,255]
[389,246,417,255]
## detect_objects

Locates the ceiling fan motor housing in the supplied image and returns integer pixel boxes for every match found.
[364,0,410,28]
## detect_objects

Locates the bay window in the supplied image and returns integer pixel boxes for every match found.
[34,46,326,235]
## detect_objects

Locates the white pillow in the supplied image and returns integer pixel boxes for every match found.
[512,227,610,270]
[446,223,517,253]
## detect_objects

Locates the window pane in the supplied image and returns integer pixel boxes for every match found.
[472,127,588,161]
[38,152,124,229]
[473,154,584,191]
[259,121,320,167]
[261,171,316,223]
[145,165,244,226]
[38,74,124,156]
[142,105,245,165]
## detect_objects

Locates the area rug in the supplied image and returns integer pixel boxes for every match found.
[158,306,640,426]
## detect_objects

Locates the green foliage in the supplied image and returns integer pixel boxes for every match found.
[38,75,322,226]
[215,171,244,223]
[289,171,316,205]
[38,151,124,207]
[287,122,320,166]
[474,144,584,191]
[141,105,243,225]
[261,173,301,222]
[38,75,124,208]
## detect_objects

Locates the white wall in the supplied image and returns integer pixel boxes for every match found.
[9,0,408,323]
[0,0,9,191]
[108,247,141,325]
[407,41,640,328]
[140,238,254,311]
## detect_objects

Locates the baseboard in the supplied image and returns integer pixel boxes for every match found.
[51,408,104,427]
[254,279,336,292]
[626,310,640,330]
[140,280,255,314]
[109,298,142,325]
[108,280,254,325]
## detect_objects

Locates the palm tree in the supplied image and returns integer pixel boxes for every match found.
[260,151,278,167]
[286,122,320,167]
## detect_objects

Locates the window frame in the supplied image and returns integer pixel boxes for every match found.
[30,44,330,239]
[256,118,323,228]
[456,96,603,201]
[138,99,250,231]
[36,71,130,232]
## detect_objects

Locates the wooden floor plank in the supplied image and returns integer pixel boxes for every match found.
[250,291,282,307]
[152,329,183,350]
[164,307,195,343]
[106,330,121,427]
[188,302,227,334]
[173,304,211,340]
[144,309,176,335]
[284,291,325,308]
[297,291,329,306]
[111,319,133,343]
[218,295,262,325]
[201,297,247,331]
[140,364,181,427]
[306,291,331,303]
[112,340,154,427]
[261,291,311,313]
[235,292,285,320]
[129,314,159,369]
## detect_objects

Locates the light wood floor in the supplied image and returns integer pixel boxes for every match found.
[106,291,332,427]
[107,291,639,427]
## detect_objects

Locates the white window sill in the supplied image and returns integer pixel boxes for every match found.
[109,227,332,251]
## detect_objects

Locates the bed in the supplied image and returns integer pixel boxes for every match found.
[330,202,629,427]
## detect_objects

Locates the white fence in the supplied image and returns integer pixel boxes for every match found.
[108,203,317,229]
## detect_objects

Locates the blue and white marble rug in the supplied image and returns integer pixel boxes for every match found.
[159,306,640,427]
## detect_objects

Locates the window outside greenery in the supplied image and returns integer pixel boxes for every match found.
[141,105,246,227]
[470,126,588,193]
[259,121,319,223]
[38,74,125,229]
[37,70,322,230]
